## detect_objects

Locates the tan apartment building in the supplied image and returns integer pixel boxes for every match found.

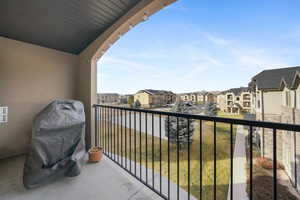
[179,93,194,102]
[216,91,227,111]
[97,93,120,104]
[250,66,300,191]
[119,94,134,104]
[134,89,176,108]
[217,87,251,114]
[179,91,216,103]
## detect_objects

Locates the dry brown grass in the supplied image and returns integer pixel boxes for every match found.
[99,119,237,200]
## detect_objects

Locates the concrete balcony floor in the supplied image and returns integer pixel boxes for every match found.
[0,154,195,200]
[0,155,162,200]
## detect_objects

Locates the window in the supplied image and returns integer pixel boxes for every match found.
[0,107,8,124]
[236,97,240,101]
[257,100,260,109]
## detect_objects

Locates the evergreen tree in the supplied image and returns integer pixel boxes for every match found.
[133,100,141,108]
[204,102,217,116]
[165,102,195,148]
[128,96,134,107]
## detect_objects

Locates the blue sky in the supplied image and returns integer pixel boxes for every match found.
[97,0,300,94]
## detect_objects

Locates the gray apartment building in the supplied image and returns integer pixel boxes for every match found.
[249,66,300,191]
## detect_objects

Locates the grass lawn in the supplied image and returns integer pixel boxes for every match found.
[99,114,239,200]
[217,111,244,119]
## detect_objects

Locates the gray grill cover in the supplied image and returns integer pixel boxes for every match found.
[23,100,86,189]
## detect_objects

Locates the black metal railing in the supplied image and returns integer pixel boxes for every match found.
[94,104,300,200]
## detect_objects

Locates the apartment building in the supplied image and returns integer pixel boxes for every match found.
[179,91,216,103]
[178,93,196,102]
[97,93,120,104]
[217,87,251,114]
[119,94,134,104]
[134,89,176,108]
[180,92,197,102]
[250,66,300,191]
[216,91,227,111]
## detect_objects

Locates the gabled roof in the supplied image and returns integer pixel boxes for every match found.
[251,66,300,90]
[225,87,249,96]
[136,89,175,95]
[291,71,300,89]
[209,91,221,95]
[98,93,119,96]
[195,91,208,96]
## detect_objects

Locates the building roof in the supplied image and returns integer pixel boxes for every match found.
[97,93,119,96]
[136,89,175,95]
[195,91,208,95]
[224,87,249,96]
[250,66,300,90]
[209,91,222,95]
[178,91,218,96]
[0,0,139,54]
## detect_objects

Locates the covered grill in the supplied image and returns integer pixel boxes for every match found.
[23,100,86,189]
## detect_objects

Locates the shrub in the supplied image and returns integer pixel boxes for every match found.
[255,157,284,170]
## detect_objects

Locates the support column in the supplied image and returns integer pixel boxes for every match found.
[76,58,97,149]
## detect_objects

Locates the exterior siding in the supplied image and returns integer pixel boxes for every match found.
[217,94,226,111]
[134,92,151,108]
[134,91,176,108]
[263,91,282,115]
[0,37,78,159]
[257,87,300,192]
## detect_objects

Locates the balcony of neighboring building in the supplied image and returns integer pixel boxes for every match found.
[242,94,251,102]
[227,94,233,101]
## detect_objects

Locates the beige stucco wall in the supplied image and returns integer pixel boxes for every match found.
[296,86,300,109]
[282,87,296,108]
[134,92,151,107]
[263,91,282,115]
[0,36,78,159]
[217,94,227,111]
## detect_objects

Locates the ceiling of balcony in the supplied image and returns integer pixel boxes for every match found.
[0,0,139,54]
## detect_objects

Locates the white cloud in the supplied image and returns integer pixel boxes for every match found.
[98,28,292,93]
[200,31,287,71]
[200,32,231,46]
[231,47,287,71]
[99,56,158,73]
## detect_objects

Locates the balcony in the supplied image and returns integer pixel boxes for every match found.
[243,95,251,102]
[227,101,233,106]
[243,102,251,108]
[92,105,300,200]
[1,1,300,200]
[0,155,163,200]
[1,105,300,200]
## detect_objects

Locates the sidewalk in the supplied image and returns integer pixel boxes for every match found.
[227,125,249,200]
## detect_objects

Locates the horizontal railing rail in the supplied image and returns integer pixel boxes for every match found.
[94,104,300,132]
[93,104,300,200]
